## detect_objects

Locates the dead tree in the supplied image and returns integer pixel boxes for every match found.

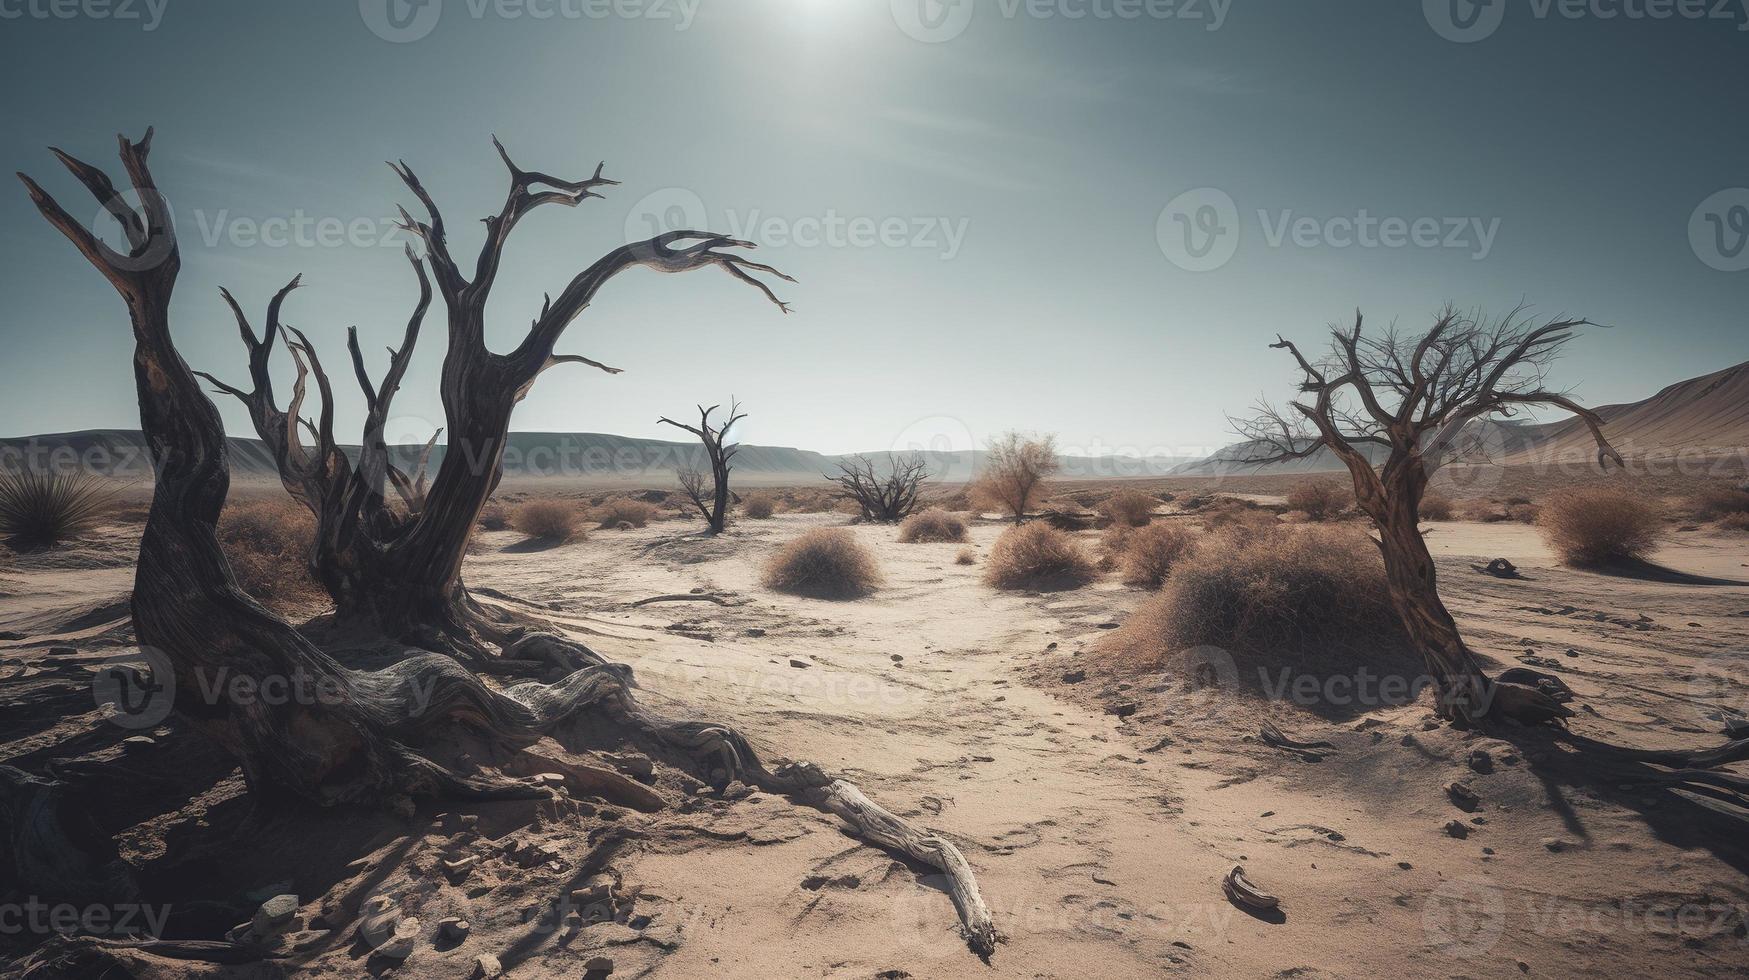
[660,401,743,533]
[15,131,997,958]
[1236,308,1628,725]
[971,432,1059,524]
[827,453,927,522]
[193,137,795,663]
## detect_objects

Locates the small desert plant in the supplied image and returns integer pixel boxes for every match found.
[955,547,977,565]
[971,432,1060,523]
[1720,512,1749,533]
[0,467,115,547]
[1285,480,1350,521]
[1419,494,1454,521]
[1117,522,1199,589]
[595,498,658,529]
[1097,490,1158,527]
[218,499,323,612]
[1107,525,1409,676]
[931,488,973,512]
[1692,485,1749,521]
[898,507,969,543]
[514,499,581,542]
[1506,502,1541,524]
[984,521,1096,591]
[478,501,511,531]
[1539,488,1665,566]
[1458,498,1507,523]
[741,493,776,519]
[763,528,881,599]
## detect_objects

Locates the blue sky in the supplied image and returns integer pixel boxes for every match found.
[2,0,1745,457]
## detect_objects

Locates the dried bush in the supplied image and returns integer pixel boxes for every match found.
[478,501,511,531]
[930,488,973,512]
[763,528,881,599]
[218,499,324,613]
[971,432,1059,522]
[1458,498,1507,523]
[1720,512,1749,533]
[1105,525,1411,679]
[1692,485,1749,521]
[1506,502,1541,524]
[514,499,581,542]
[955,547,977,565]
[594,498,657,529]
[984,522,1096,591]
[741,493,776,519]
[0,467,115,547]
[1117,522,1200,589]
[898,507,969,543]
[1539,489,1665,566]
[1097,490,1158,527]
[1285,480,1350,521]
[1419,494,1454,521]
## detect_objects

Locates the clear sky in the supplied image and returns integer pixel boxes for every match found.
[2,0,1745,458]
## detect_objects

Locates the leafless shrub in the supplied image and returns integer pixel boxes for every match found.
[595,498,658,529]
[955,547,977,565]
[1097,489,1158,527]
[898,507,969,543]
[1506,502,1541,524]
[0,467,116,547]
[1419,494,1454,521]
[514,499,581,542]
[763,528,881,599]
[477,501,511,531]
[742,493,776,519]
[970,432,1059,523]
[1117,522,1200,589]
[984,522,1096,591]
[1720,512,1749,533]
[1539,489,1665,566]
[1459,498,1508,523]
[828,453,928,522]
[1285,480,1350,521]
[1692,485,1749,521]
[219,499,324,613]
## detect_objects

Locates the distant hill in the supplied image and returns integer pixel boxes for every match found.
[1170,360,1749,475]
[0,429,1195,486]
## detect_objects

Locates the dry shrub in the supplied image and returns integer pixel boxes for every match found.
[514,499,581,542]
[763,528,881,599]
[1285,480,1350,521]
[741,493,776,519]
[594,498,657,529]
[1098,523,1135,570]
[781,489,838,514]
[931,488,973,512]
[1097,490,1158,528]
[1117,522,1199,589]
[1459,498,1507,522]
[1506,502,1541,524]
[984,522,1096,591]
[1720,512,1749,533]
[1419,494,1454,521]
[898,507,969,543]
[1692,485,1749,521]
[0,468,115,546]
[478,501,511,531]
[1106,525,1410,680]
[1538,488,1665,566]
[971,432,1060,521]
[219,499,323,612]
[955,547,977,565]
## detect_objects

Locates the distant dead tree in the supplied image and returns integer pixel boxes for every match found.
[1235,307,1625,725]
[15,130,997,959]
[192,137,794,666]
[661,401,744,534]
[971,432,1060,523]
[827,453,927,522]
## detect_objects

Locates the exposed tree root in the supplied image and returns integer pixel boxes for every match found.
[628,593,735,608]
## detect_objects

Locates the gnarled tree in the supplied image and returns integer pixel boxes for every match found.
[195,138,796,666]
[13,130,997,959]
[827,452,927,522]
[661,400,744,534]
[1235,308,1626,725]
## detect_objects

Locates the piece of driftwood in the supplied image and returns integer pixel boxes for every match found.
[629,594,733,608]
[815,779,998,957]
[1221,866,1279,912]
[1259,722,1334,752]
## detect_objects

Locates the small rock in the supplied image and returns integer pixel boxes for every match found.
[1445,781,1481,812]
[1107,701,1139,719]
[583,954,615,974]
[1397,861,1413,870]
[1467,749,1495,774]
[1444,820,1470,839]
[1062,670,1086,684]
[743,628,766,637]
[252,894,298,935]
[377,917,420,960]
[1541,837,1573,852]
[440,917,471,941]
[473,953,504,978]
[788,657,814,669]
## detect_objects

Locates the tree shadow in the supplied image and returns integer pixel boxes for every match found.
[1582,557,1748,587]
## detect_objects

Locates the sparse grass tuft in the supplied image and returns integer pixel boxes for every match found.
[0,468,116,547]
[1419,494,1455,521]
[741,493,776,519]
[1692,485,1749,521]
[1538,488,1665,566]
[514,499,581,542]
[1117,522,1199,589]
[898,507,969,543]
[1096,490,1158,528]
[984,522,1096,591]
[763,528,881,599]
[955,547,977,565]
[1285,480,1350,521]
[594,498,657,529]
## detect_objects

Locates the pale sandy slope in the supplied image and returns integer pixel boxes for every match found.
[450,513,1749,979]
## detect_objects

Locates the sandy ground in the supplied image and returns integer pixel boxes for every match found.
[3,504,1748,978]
